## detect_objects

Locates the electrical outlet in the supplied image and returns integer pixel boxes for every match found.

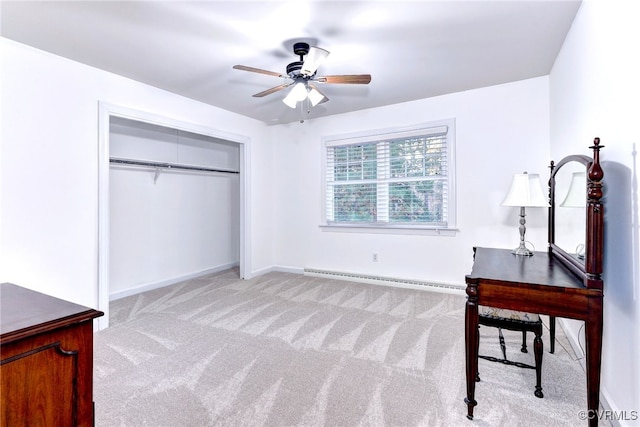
[372,253,379,262]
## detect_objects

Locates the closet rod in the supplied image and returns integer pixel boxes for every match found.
[109,157,239,174]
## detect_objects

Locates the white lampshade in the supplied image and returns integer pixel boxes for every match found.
[560,171,586,207]
[502,172,548,207]
[282,93,298,108]
[282,82,308,108]
[307,87,327,106]
[301,46,329,76]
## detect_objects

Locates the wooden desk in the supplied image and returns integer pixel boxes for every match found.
[1,283,104,427]
[464,247,604,426]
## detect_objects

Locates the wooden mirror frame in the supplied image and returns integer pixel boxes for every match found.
[548,138,604,290]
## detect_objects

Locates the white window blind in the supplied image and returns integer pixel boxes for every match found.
[324,121,454,229]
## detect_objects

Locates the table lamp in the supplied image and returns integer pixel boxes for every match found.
[502,171,548,256]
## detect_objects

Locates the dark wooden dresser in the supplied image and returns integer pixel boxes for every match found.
[0,283,104,427]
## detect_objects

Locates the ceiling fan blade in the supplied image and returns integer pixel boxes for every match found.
[301,46,330,77]
[316,74,372,84]
[233,65,285,78]
[252,83,293,98]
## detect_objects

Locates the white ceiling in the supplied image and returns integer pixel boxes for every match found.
[1,1,581,125]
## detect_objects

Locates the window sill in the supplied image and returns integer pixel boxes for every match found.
[319,224,459,236]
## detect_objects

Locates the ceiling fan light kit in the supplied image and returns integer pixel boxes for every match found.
[282,82,308,108]
[233,41,371,121]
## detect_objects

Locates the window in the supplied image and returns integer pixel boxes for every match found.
[323,119,455,232]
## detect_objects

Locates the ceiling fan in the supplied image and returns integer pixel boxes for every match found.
[233,42,371,111]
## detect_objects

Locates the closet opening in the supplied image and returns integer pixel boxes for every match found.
[97,104,250,330]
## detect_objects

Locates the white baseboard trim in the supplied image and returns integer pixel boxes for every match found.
[249,266,275,277]
[110,262,239,301]
[250,265,305,277]
[274,265,305,275]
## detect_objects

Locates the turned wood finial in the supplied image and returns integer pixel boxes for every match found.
[548,160,555,205]
[588,137,604,201]
[585,137,604,280]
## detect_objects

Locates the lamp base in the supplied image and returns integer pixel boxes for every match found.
[511,245,534,257]
[510,206,535,256]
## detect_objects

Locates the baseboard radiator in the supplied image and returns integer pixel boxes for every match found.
[303,268,465,294]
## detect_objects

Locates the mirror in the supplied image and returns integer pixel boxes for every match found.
[548,138,604,289]
[553,161,587,262]
[548,152,592,276]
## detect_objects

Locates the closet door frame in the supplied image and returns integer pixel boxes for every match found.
[97,102,250,330]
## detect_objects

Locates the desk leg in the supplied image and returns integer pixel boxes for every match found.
[550,316,556,354]
[464,281,479,420]
[585,297,604,427]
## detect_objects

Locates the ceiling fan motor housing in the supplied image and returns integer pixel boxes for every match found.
[293,42,310,57]
[290,42,312,78]
[286,61,305,79]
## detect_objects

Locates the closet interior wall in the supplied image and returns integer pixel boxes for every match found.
[108,117,240,299]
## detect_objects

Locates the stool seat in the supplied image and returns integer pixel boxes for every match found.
[479,306,540,322]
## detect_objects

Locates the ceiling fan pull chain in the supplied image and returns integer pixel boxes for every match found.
[299,101,305,123]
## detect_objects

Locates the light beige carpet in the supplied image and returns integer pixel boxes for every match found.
[94,269,599,426]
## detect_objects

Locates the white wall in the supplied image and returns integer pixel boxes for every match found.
[549,0,640,422]
[0,38,273,311]
[271,77,551,285]
[108,118,241,298]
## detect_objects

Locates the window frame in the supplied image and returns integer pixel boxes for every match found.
[320,119,457,235]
